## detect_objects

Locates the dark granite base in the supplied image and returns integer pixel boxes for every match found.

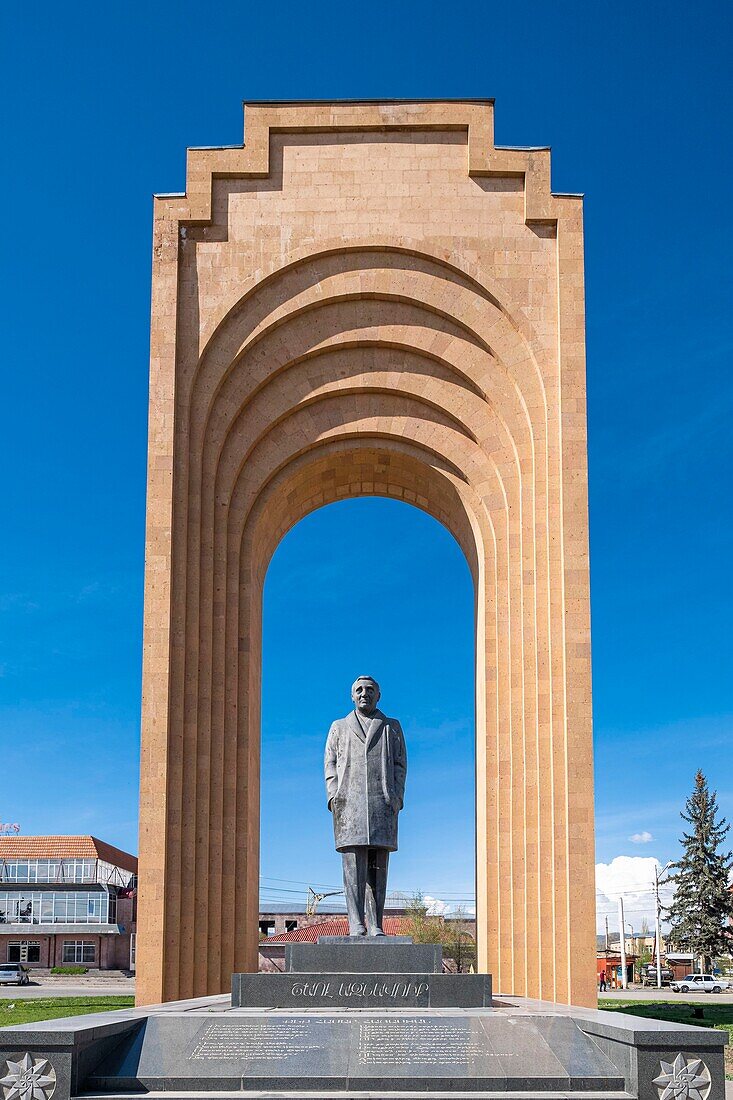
[84,1013,626,1094]
[0,995,727,1100]
[232,971,492,1007]
[286,940,442,973]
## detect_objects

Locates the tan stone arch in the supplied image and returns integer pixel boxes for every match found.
[138,100,595,1009]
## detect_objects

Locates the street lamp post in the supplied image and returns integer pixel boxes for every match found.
[654,861,674,990]
[625,921,635,981]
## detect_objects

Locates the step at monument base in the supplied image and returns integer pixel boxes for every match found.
[80,1091,635,1100]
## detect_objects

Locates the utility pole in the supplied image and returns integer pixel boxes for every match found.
[653,861,674,990]
[654,865,663,990]
[605,915,609,951]
[618,896,627,990]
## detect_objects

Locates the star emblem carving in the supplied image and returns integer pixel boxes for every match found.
[653,1053,711,1100]
[0,1054,57,1100]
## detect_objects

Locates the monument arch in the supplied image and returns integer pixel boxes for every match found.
[138,100,595,1007]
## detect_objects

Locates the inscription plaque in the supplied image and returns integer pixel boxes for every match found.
[231,971,492,1008]
[189,1017,492,1071]
[184,1018,351,1085]
[357,1019,486,1067]
[189,1017,493,1077]
[290,978,430,1001]
[192,1020,323,1062]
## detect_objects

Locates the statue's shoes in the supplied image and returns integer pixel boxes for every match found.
[369,928,386,936]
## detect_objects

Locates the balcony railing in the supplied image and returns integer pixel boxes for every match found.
[0,858,135,889]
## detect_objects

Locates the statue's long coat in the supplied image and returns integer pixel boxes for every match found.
[324,709,407,852]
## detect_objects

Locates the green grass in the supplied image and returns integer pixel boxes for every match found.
[599,999,733,1079]
[0,996,134,1028]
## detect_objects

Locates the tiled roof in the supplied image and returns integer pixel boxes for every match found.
[262,916,409,943]
[0,836,137,872]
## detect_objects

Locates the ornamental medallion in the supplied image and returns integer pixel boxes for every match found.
[0,1054,57,1100]
[653,1053,711,1100]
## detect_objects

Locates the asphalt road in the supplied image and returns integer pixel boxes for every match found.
[0,981,135,999]
[599,986,733,1004]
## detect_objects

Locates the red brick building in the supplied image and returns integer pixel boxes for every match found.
[0,836,137,971]
[259,916,410,972]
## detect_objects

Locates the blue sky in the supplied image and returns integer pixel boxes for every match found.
[1,1,731,928]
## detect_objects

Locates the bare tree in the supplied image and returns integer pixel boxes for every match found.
[400,893,476,973]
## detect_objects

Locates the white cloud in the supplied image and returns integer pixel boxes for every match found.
[595,855,675,933]
[424,895,450,916]
[629,831,654,844]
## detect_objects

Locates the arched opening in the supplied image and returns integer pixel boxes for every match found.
[260,497,476,940]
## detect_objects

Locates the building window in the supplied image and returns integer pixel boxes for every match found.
[7,941,40,963]
[285,920,297,932]
[0,859,134,887]
[0,859,115,884]
[258,920,275,937]
[0,890,112,925]
[62,941,95,964]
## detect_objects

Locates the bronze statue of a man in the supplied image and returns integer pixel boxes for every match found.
[324,676,407,936]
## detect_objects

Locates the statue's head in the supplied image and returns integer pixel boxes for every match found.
[351,675,380,716]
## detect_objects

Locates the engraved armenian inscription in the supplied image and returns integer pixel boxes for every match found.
[189,1018,488,1071]
[290,979,429,1002]
[191,1021,325,1061]
[357,1020,486,1066]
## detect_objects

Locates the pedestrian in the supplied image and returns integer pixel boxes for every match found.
[599,969,607,992]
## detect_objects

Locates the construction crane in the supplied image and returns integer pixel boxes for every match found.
[306,887,343,916]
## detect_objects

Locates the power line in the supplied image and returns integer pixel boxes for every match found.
[259,874,674,911]
[260,875,477,897]
[262,873,672,898]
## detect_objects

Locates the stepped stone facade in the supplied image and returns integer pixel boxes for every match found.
[137,100,595,1007]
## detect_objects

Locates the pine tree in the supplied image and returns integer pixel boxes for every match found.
[665,771,733,969]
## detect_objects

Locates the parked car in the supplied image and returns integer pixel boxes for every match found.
[0,963,30,986]
[670,973,729,993]
[641,965,674,986]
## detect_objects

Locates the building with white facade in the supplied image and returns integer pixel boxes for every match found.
[0,836,136,970]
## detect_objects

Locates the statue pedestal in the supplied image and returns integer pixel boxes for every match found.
[286,935,443,973]
[232,936,492,1008]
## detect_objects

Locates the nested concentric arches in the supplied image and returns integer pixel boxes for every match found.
[167,245,573,1003]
